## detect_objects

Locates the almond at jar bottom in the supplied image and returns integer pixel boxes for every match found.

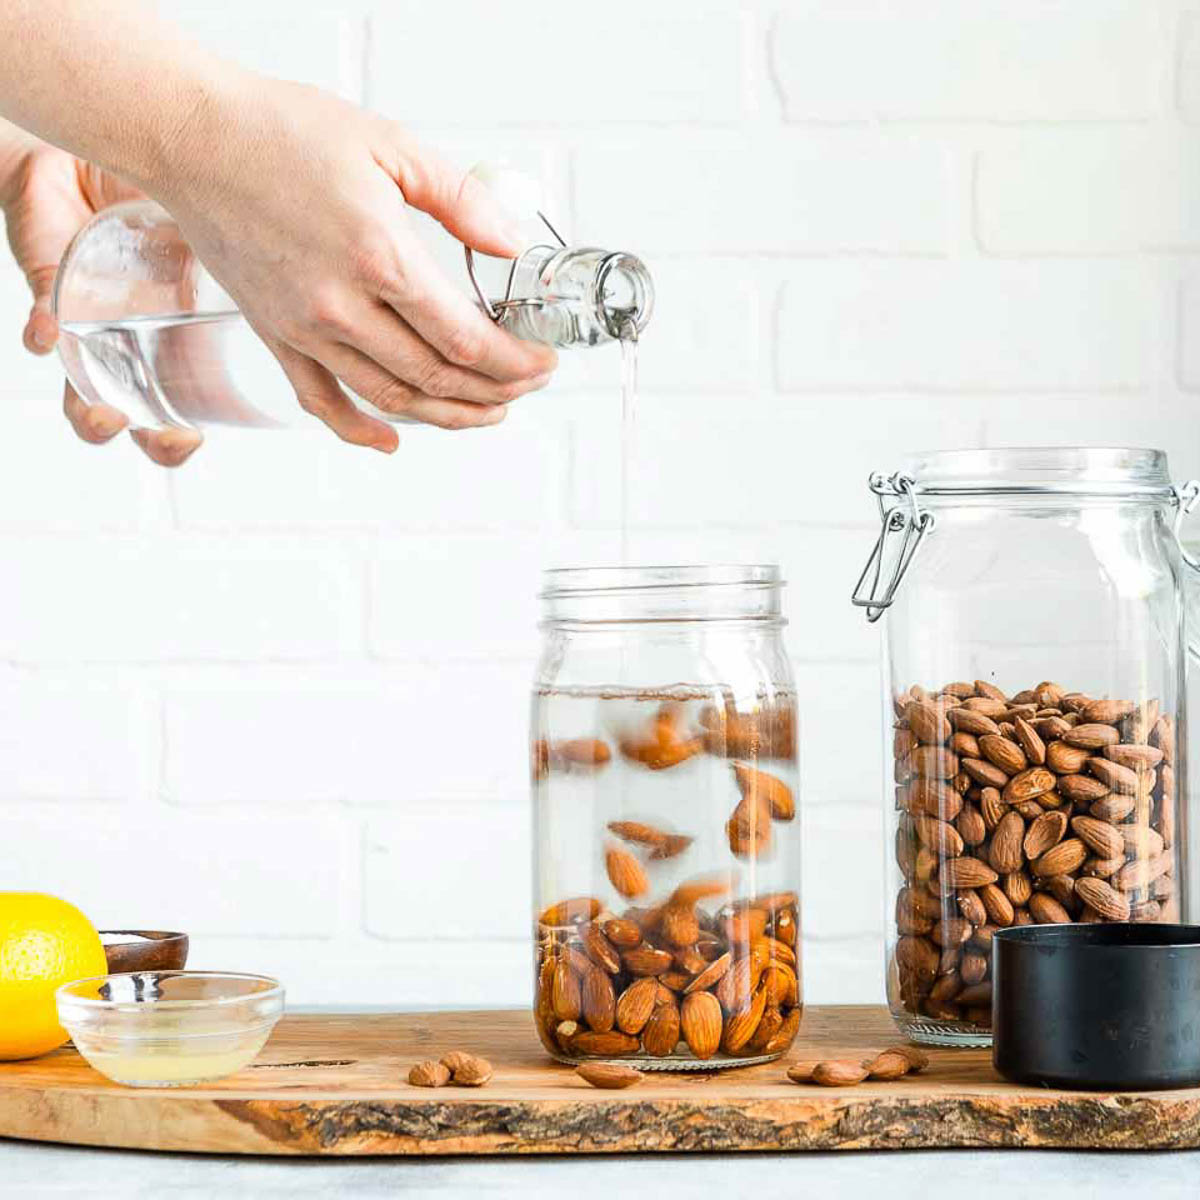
[532,689,801,1066]
[891,679,1178,1035]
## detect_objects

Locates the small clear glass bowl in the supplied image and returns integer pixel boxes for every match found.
[56,971,284,1087]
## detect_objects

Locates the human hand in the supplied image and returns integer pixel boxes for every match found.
[148,77,559,452]
[0,122,204,466]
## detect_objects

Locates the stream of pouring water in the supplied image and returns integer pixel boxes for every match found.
[619,327,638,564]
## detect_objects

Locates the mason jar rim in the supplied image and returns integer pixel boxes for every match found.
[541,564,780,597]
[540,564,784,625]
[900,446,1176,499]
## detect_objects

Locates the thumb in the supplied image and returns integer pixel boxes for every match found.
[395,143,526,258]
[22,263,58,354]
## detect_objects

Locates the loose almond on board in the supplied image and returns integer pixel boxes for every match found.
[811,1059,870,1087]
[575,1063,643,1090]
[409,1060,450,1088]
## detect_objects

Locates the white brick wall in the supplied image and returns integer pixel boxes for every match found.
[1,0,1196,1013]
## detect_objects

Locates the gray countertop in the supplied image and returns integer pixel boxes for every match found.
[3,1140,1200,1198]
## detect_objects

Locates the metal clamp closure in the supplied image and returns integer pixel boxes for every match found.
[852,472,935,623]
[464,211,567,322]
[1172,479,1200,570]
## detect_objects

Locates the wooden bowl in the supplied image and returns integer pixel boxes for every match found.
[100,930,189,975]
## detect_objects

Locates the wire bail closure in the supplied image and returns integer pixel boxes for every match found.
[464,211,567,322]
[851,472,936,623]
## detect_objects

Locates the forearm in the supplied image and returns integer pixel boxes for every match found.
[0,1,243,195]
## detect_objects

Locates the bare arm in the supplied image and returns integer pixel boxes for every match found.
[0,1,557,457]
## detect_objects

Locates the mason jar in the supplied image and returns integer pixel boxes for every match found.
[852,448,1196,1047]
[531,566,801,1068]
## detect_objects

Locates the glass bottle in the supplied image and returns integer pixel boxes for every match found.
[530,565,801,1069]
[851,448,1196,1047]
[51,200,653,435]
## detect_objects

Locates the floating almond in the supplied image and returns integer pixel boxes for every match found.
[605,845,649,899]
[553,738,613,769]
[732,762,795,821]
[671,873,734,908]
[619,704,703,770]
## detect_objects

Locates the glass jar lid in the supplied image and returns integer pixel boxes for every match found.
[899,447,1174,499]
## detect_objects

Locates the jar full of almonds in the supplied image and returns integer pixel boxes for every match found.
[852,448,1197,1047]
[531,566,801,1068]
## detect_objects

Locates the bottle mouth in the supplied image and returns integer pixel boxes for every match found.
[596,252,654,338]
[540,564,783,625]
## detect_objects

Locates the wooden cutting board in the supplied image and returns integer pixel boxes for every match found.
[1,1005,1198,1155]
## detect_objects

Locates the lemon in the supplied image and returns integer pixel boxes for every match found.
[0,893,107,1060]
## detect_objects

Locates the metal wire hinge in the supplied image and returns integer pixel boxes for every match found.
[1172,479,1200,571]
[851,472,935,623]
[464,211,567,322]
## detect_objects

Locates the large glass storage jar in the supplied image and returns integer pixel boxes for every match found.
[853,448,1196,1047]
[531,566,801,1068]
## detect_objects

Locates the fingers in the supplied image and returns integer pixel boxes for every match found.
[319,342,509,431]
[62,381,127,443]
[64,380,203,465]
[394,139,523,259]
[268,339,399,453]
[130,427,204,468]
[342,301,551,406]
[23,264,59,354]
[383,232,558,384]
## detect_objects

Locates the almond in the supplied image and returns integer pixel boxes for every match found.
[1104,743,1164,771]
[732,762,795,821]
[895,935,940,984]
[610,977,656,1035]
[581,966,616,1033]
[1003,870,1033,907]
[888,1044,930,1073]
[1074,876,1131,921]
[940,856,999,889]
[715,957,756,1011]
[1089,793,1135,822]
[908,701,951,745]
[765,1009,802,1055]
[601,917,643,949]
[671,873,734,908]
[979,734,1027,776]
[1012,717,1046,766]
[642,993,681,1057]
[1045,741,1092,775]
[1070,815,1126,860]
[957,889,987,927]
[1023,810,1068,861]
[621,945,673,976]
[956,804,987,847]
[962,757,1009,788]
[540,897,602,928]
[915,814,964,858]
[1028,892,1073,924]
[948,708,1002,737]
[607,819,692,860]
[440,1051,493,1087]
[604,845,649,899]
[979,882,1015,927]
[1031,837,1087,878]
[909,745,959,780]
[961,950,989,984]
[1058,774,1111,804]
[866,1049,911,1081]
[1080,854,1125,878]
[1087,757,1139,795]
[811,1059,870,1087]
[1002,766,1056,805]
[722,986,768,1054]
[659,904,700,948]
[409,1060,451,1088]
[761,963,799,1008]
[931,917,973,947]
[576,1062,642,1089]
[726,791,772,859]
[975,680,1008,703]
[988,811,1025,874]
[1081,699,1135,725]
[580,923,622,973]
[1033,715,1071,741]
[680,991,722,1059]
[909,778,963,821]
[786,1059,820,1083]
[684,951,731,994]
[552,961,583,1021]
[951,732,982,758]
[1150,715,1175,764]
[570,1030,641,1056]
[553,737,613,769]
[980,787,1006,831]
[1121,824,1165,859]
[1062,723,1120,750]
[1114,854,1171,892]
